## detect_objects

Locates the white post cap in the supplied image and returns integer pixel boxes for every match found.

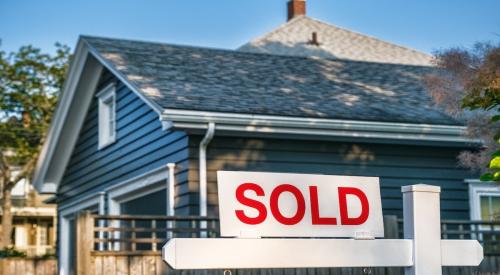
[401,184,441,193]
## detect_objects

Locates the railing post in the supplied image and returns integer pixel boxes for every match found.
[131,219,136,252]
[98,192,106,251]
[403,184,442,275]
[383,215,399,239]
[152,219,157,251]
[383,215,400,274]
[76,211,94,275]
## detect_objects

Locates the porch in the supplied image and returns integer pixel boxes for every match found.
[70,212,500,275]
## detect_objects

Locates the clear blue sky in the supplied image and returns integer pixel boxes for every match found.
[1,0,499,55]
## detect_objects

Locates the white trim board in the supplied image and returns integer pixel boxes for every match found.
[59,193,101,275]
[162,109,477,144]
[32,41,103,194]
[97,83,117,149]
[106,166,169,215]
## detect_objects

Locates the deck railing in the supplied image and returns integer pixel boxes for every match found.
[74,212,500,275]
[78,212,500,256]
[16,245,55,257]
[92,214,220,253]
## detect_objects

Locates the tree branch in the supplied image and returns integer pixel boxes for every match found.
[5,157,37,191]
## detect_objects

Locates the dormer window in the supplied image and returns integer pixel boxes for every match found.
[97,83,116,149]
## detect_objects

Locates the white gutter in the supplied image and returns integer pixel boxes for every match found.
[199,122,215,237]
[162,109,478,145]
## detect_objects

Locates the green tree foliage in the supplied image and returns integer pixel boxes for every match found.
[0,42,70,248]
[425,42,500,182]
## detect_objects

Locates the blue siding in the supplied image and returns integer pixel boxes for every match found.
[57,69,477,220]
[189,136,476,219]
[58,70,193,214]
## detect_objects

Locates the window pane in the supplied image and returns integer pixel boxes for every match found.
[98,88,116,148]
[492,196,500,220]
[39,225,48,245]
[108,100,115,136]
[480,196,490,220]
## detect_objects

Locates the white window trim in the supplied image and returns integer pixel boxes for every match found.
[97,83,117,149]
[106,166,169,215]
[59,194,102,275]
[105,166,169,250]
[467,179,500,221]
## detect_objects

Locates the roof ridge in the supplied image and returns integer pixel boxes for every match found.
[83,35,432,68]
[237,15,308,49]
[303,16,433,58]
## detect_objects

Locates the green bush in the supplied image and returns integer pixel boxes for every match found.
[0,247,27,258]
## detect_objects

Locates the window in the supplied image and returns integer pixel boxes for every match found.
[468,180,500,221]
[97,83,116,149]
[480,195,500,221]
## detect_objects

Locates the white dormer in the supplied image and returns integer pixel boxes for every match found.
[97,83,116,149]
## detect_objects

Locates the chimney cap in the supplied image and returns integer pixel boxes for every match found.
[287,0,306,21]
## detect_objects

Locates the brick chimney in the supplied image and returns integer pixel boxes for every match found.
[287,0,306,21]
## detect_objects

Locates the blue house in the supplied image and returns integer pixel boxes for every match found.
[32,1,498,274]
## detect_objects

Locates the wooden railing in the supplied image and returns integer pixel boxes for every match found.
[16,245,55,257]
[74,212,500,275]
[92,214,220,252]
[84,213,500,255]
[398,218,500,255]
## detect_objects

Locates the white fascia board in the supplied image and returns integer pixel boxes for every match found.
[38,182,57,194]
[32,40,89,194]
[162,109,478,145]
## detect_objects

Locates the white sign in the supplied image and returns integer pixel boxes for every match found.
[217,171,384,238]
[163,238,412,269]
[163,183,484,274]
[162,239,483,270]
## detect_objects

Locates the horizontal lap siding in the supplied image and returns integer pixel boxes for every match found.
[58,70,192,214]
[189,136,476,219]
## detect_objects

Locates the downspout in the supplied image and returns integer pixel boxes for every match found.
[199,122,215,237]
[167,163,176,239]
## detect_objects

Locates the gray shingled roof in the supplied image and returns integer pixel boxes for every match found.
[83,36,460,125]
[239,16,434,66]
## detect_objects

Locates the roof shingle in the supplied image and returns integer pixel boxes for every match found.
[83,36,459,126]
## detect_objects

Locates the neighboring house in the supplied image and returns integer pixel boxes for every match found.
[4,174,56,257]
[32,0,498,273]
[239,9,433,66]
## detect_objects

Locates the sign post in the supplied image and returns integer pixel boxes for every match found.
[162,171,483,274]
[403,184,442,274]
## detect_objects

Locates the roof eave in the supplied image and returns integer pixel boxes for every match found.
[162,108,478,146]
[33,38,105,194]
[32,39,89,194]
